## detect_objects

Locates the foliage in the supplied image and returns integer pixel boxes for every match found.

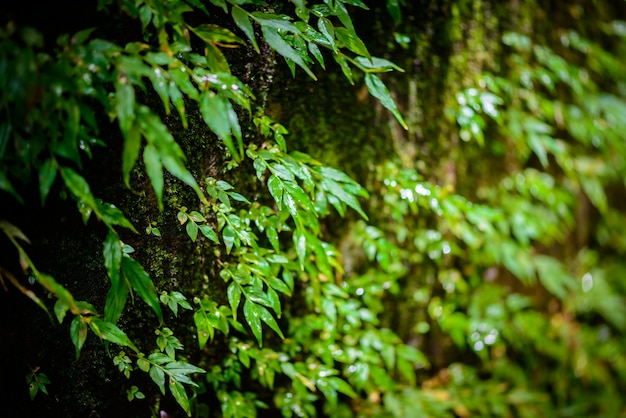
[1,0,626,417]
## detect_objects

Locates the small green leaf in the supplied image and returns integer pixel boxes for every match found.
[222,225,235,254]
[200,92,240,160]
[267,175,284,209]
[149,365,166,394]
[320,178,368,219]
[192,24,244,45]
[186,221,199,242]
[39,158,57,204]
[199,225,219,243]
[70,316,88,359]
[294,229,307,267]
[335,27,369,57]
[318,18,336,52]
[243,300,263,346]
[90,317,138,352]
[194,310,213,349]
[137,357,150,372]
[227,282,242,320]
[169,377,191,416]
[354,56,404,72]
[364,73,408,130]
[103,230,122,286]
[328,376,358,398]
[60,167,98,213]
[143,145,164,210]
[261,26,317,80]
[252,12,300,33]
[334,54,354,84]
[122,256,163,322]
[232,6,259,53]
[257,302,284,339]
[164,361,206,375]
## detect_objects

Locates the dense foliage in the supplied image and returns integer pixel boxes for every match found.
[1,0,626,417]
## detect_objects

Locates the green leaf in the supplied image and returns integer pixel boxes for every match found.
[335,27,369,57]
[261,26,317,80]
[200,92,240,160]
[60,167,98,216]
[0,171,23,204]
[70,316,88,359]
[257,302,284,339]
[54,300,69,324]
[283,188,301,227]
[294,229,307,267]
[194,310,213,349]
[189,211,206,222]
[204,43,231,74]
[150,365,166,394]
[39,158,57,205]
[272,164,296,182]
[268,276,291,296]
[115,79,136,141]
[186,221,199,242]
[334,54,354,84]
[534,255,575,299]
[104,232,128,324]
[232,6,259,53]
[243,300,263,346]
[266,227,279,251]
[328,376,358,398]
[222,225,235,254]
[137,357,150,372]
[227,282,242,320]
[364,73,408,129]
[143,145,164,211]
[169,377,191,416]
[90,317,138,352]
[320,178,368,219]
[267,175,284,209]
[103,230,122,286]
[192,24,244,45]
[98,201,137,232]
[386,0,401,24]
[354,56,403,72]
[318,18,337,52]
[165,361,205,375]
[267,286,281,318]
[252,12,300,33]
[309,43,325,69]
[121,256,163,322]
[199,225,219,243]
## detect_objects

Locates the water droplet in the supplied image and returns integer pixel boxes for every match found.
[400,188,414,202]
[582,272,593,292]
[414,183,431,196]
